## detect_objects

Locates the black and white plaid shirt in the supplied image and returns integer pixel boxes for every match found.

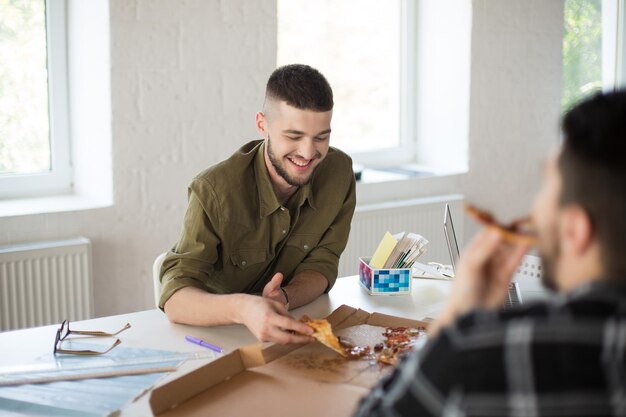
[353,282,626,417]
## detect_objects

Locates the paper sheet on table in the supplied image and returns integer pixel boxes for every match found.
[0,342,218,417]
[412,262,453,280]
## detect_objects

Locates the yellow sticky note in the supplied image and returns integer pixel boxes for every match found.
[369,232,398,269]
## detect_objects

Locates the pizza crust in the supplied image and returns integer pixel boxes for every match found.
[465,203,537,245]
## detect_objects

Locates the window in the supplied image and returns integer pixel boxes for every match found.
[277,0,414,167]
[562,0,626,113]
[0,0,71,198]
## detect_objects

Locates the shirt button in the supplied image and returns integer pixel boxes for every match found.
[303,244,309,251]
[282,230,287,235]
[280,207,285,211]
[241,260,247,266]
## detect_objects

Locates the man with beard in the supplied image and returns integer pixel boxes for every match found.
[354,91,626,417]
[159,64,356,344]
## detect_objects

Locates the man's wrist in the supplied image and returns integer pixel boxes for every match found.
[429,304,458,337]
[232,293,255,325]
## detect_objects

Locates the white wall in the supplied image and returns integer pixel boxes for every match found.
[0,0,276,316]
[415,0,472,173]
[0,0,563,317]
[464,0,563,227]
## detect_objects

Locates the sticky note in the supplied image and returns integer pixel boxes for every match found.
[369,232,398,269]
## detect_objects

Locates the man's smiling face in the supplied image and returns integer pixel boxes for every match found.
[260,100,332,188]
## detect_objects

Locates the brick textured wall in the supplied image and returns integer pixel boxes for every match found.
[0,0,276,316]
[0,0,563,316]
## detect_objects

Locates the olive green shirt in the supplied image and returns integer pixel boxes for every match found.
[159,140,356,309]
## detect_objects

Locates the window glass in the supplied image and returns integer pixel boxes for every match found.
[277,0,401,155]
[562,0,603,113]
[0,0,50,176]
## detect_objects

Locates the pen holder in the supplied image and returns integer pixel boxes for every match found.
[358,257,411,295]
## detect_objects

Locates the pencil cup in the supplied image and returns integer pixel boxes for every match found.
[358,257,411,295]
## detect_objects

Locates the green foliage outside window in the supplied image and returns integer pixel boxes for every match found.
[0,0,50,175]
[562,0,602,114]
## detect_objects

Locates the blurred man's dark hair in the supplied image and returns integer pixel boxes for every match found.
[559,90,626,277]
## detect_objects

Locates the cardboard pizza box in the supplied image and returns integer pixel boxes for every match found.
[149,305,427,417]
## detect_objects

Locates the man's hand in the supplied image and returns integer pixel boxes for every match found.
[164,274,318,344]
[430,229,529,336]
[262,272,288,305]
[240,294,314,344]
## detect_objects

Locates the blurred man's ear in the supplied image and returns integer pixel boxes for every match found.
[560,205,594,257]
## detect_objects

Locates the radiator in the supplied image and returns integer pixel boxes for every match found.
[0,237,94,331]
[338,195,464,277]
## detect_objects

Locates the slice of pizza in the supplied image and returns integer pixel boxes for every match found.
[465,203,537,245]
[300,315,346,356]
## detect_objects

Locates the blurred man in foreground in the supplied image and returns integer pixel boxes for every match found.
[354,91,626,417]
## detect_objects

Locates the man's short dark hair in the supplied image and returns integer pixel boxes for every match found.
[559,90,626,277]
[265,64,333,112]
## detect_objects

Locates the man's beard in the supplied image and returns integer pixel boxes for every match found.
[267,135,319,187]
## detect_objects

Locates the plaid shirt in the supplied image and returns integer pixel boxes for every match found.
[353,282,626,417]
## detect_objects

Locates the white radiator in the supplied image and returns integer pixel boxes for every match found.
[338,195,464,276]
[0,237,94,331]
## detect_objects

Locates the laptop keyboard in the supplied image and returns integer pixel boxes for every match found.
[502,282,522,311]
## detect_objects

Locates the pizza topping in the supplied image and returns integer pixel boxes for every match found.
[301,316,426,365]
[376,326,426,366]
[338,337,373,359]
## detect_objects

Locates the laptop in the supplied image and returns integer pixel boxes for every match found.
[444,203,523,309]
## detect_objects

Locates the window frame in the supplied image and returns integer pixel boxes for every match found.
[617,0,626,87]
[601,0,626,90]
[350,0,418,168]
[0,0,72,199]
[276,0,418,168]
[347,0,418,167]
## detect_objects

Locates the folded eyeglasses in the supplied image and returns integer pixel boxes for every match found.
[53,320,131,355]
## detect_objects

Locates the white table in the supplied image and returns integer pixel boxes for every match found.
[0,275,452,416]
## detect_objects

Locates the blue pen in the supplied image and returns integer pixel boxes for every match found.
[185,335,224,353]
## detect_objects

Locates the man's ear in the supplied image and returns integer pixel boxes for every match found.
[560,205,594,256]
[255,112,268,138]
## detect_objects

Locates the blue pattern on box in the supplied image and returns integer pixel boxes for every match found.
[359,257,411,295]
[374,270,410,292]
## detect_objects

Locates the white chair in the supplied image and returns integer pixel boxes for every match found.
[152,252,167,308]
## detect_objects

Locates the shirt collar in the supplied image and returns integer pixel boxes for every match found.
[254,142,316,218]
[293,178,316,210]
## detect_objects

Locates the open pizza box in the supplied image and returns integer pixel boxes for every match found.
[149,304,428,417]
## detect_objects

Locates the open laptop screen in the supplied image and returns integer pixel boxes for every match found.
[443,202,525,307]
[443,203,460,273]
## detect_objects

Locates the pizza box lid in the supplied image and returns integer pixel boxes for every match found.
[149,304,427,417]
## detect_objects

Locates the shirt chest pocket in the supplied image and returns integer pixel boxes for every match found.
[285,233,321,255]
[230,249,267,270]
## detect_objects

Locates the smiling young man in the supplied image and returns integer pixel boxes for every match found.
[354,91,626,416]
[159,65,356,344]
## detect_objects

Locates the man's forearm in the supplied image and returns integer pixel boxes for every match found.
[283,270,329,309]
[163,286,251,326]
[165,284,316,344]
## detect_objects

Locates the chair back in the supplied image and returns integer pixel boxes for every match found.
[152,252,167,308]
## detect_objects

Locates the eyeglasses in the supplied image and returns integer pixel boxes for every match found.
[53,320,131,355]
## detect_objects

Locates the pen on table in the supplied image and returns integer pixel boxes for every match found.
[185,335,224,353]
